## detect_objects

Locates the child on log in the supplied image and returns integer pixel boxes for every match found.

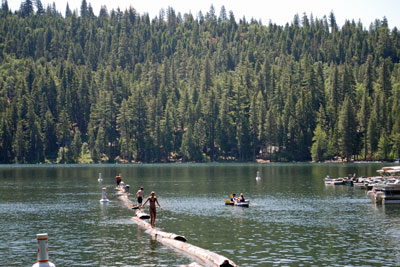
[142,191,162,228]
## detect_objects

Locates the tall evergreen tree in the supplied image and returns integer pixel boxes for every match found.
[367,105,379,157]
[20,0,34,17]
[338,96,357,160]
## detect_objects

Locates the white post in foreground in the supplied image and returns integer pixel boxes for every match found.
[32,233,55,267]
[100,187,109,202]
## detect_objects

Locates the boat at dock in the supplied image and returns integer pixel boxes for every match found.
[353,181,368,189]
[324,176,346,185]
[353,166,400,191]
[362,166,400,204]
[376,166,400,178]
[367,180,400,204]
[324,173,357,186]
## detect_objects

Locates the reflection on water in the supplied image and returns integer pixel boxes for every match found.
[0,163,399,266]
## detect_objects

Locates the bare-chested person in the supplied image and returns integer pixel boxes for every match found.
[136,187,144,207]
[115,173,122,187]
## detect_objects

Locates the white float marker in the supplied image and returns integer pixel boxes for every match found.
[100,187,109,202]
[98,173,102,182]
[32,233,55,267]
[256,171,261,181]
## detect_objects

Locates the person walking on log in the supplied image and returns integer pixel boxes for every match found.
[115,173,122,188]
[142,191,162,228]
[136,186,144,208]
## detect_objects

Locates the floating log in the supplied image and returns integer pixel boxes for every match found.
[117,194,236,267]
[158,236,236,267]
[118,194,137,207]
[131,215,187,242]
[179,262,203,267]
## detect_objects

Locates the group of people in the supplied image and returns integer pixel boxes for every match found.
[115,173,130,193]
[115,174,162,228]
[230,193,246,203]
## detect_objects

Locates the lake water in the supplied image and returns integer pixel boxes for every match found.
[0,163,399,266]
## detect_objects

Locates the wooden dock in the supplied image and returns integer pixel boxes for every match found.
[117,193,236,267]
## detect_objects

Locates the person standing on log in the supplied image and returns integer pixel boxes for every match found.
[136,187,144,208]
[115,173,122,187]
[142,191,162,228]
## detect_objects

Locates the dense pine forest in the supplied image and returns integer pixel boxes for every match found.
[0,0,400,163]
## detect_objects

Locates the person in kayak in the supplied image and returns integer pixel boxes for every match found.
[239,193,246,202]
[142,191,162,228]
[230,193,237,202]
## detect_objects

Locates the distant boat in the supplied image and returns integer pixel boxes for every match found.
[224,199,250,207]
[234,200,250,207]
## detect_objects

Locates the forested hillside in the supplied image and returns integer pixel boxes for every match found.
[1,0,400,163]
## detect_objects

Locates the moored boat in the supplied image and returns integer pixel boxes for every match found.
[353,182,368,189]
[324,176,345,185]
[324,175,334,185]
[367,180,400,204]
[325,173,356,186]
[333,178,345,185]
[359,166,400,192]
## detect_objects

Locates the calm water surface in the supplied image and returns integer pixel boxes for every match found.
[0,163,399,266]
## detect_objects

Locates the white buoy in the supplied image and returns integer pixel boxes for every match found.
[256,171,261,181]
[32,233,55,267]
[98,173,102,182]
[100,187,109,202]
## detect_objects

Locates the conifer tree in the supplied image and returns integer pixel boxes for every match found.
[338,96,357,161]
[71,129,82,162]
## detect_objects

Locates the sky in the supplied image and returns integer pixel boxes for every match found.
[8,0,400,29]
